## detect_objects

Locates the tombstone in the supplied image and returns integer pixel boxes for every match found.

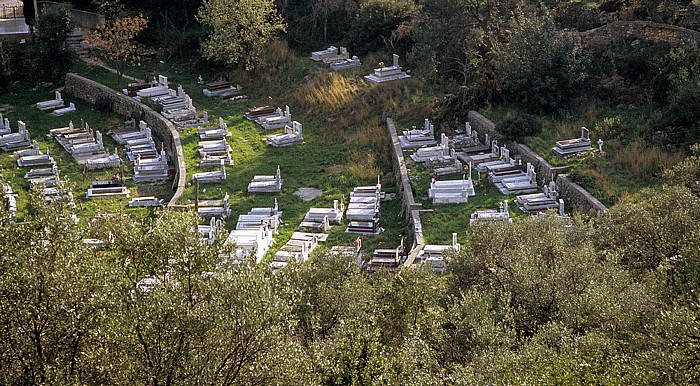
[177,85,185,97]
[597,138,604,152]
[203,111,209,123]
[465,122,472,137]
[392,53,399,68]
[158,75,168,88]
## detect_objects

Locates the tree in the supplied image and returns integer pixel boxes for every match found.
[83,15,148,88]
[198,0,285,70]
[664,143,700,189]
[35,3,73,82]
[494,8,588,112]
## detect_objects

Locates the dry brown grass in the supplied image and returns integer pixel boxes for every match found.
[292,72,359,113]
[349,118,387,147]
[344,151,381,181]
[613,140,685,182]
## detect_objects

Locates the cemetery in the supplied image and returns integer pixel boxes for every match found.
[0,10,677,281]
[2,3,700,382]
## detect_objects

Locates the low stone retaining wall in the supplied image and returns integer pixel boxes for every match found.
[580,20,700,50]
[386,118,424,266]
[64,73,187,208]
[556,174,607,217]
[468,110,502,145]
[515,143,569,184]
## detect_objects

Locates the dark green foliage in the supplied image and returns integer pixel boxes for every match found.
[93,95,114,112]
[345,0,417,55]
[35,4,73,82]
[498,111,540,140]
[495,10,589,113]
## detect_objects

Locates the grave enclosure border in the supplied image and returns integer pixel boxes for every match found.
[64,73,187,208]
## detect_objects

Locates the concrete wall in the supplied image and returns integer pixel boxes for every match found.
[556,174,607,217]
[580,20,700,50]
[64,73,187,208]
[386,118,424,266]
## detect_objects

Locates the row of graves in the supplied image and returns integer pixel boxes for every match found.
[270,199,344,271]
[191,116,232,184]
[111,120,169,184]
[245,100,306,147]
[1,119,74,204]
[129,75,206,128]
[225,198,279,264]
[311,46,362,71]
[36,91,76,117]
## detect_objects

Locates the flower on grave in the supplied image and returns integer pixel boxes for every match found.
[379,61,385,68]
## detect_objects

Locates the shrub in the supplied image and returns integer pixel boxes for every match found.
[498,112,540,140]
[94,95,114,112]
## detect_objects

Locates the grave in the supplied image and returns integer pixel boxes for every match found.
[197,193,230,220]
[198,152,233,168]
[346,180,383,235]
[133,149,169,182]
[433,158,463,179]
[86,150,121,170]
[364,54,411,83]
[50,102,76,117]
[0,114,10,135]
[24,163,59,179]
[123,80,152,97]
[198,217,223,245]
[260,106,292,131]
[13,140,40,158]
[36,91,64,111]
[303,198,345,225]
[450,122,480,149]
[428,168,475,205]
[198,138,231,157]
[247,165,283,193]
[311,46,340,61]
[272,232,327,271]
[298,215,331,233]
[135,75,170,99]
[399,118,437,149]
[111,120,151,145]
[225,224,275,264]
[42,185,74,204]
[86,179,129,199]
[265,121,305,147]
[465,141,501,167]
[17,153,55,167]
[476,145,514,173]
[128,196,165,207]
[470,200,512,224]
[203,80,239,97]
[416,233,460,273]
[245,97,276,120]
[321,46,349,64]
[29,175,60,189]
[330,56,362,71]
[553,127,592,155]
[366,239,404,273]
[515,181,561,212]
[198,117,231,140]
[494,162,538,195]
[410,133,450,163]
[0,120,31,151]
[192,159,226,183]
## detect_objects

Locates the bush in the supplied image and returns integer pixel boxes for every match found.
[495,10,589,113]
[94,95,114,112]
[498,112,540,140]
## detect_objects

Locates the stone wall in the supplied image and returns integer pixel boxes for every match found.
[580,20,700,50]
[556,174,607,217]
[38,1,105,29]
[64,73,187,208]
[515,144,569,185]
[386,118,424,266]
[467,110,502,145]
